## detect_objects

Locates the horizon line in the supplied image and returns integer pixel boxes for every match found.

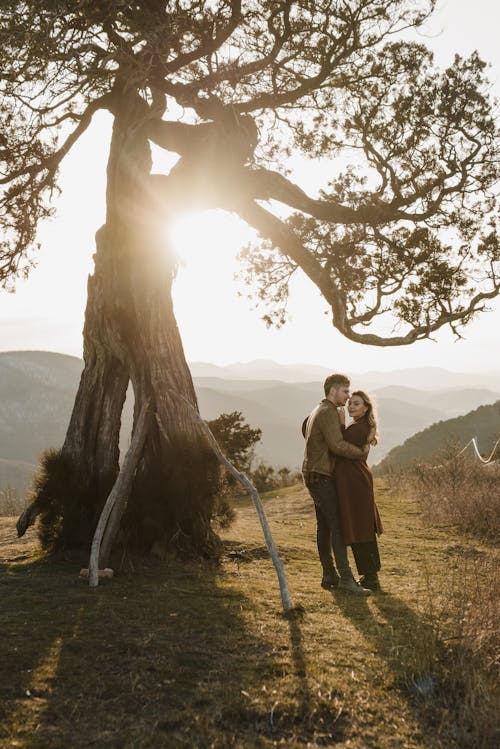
[1,348,499,376]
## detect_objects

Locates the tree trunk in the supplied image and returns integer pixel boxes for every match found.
[36,91,222,558]
[53,224,130,545]
[114,213,221,558]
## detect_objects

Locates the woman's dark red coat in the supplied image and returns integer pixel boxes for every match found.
[335,417,383,545]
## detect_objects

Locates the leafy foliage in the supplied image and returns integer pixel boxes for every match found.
[0,0,498,342]
[207,410,262,473]
[206,411,301,495]
[124,435,225,557]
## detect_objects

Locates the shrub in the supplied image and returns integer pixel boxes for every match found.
[206,412,301,497]
[250,462,302,494]
[124,436,225,558]
[32,448,103,551]
[207,411,262,475]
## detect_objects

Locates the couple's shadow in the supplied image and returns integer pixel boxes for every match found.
[330,586,439,707]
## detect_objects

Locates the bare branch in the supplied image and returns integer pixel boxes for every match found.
[164,1,242,74]
[0,93,114,185]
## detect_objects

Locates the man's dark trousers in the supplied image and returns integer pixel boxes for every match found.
[305,473,351,579]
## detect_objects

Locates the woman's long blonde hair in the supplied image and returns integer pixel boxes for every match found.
[352,390,379,446]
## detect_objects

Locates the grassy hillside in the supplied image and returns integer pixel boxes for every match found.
[374,400,500,473]
[0,482,497,748]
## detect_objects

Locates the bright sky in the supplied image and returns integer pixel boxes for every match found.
[1,0,499,373]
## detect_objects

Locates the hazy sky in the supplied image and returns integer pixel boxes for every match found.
[1,0,499,373]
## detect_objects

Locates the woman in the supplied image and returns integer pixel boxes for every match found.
[335,391,383,591]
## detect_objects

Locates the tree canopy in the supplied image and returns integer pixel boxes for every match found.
[1,0,498,345]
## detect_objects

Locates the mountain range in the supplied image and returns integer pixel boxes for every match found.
[1,351,499,494]
[189,360,500,391]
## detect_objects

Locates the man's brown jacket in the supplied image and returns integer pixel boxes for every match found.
[302,399,366,478]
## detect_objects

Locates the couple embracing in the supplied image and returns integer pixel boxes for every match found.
[302,373,383,596]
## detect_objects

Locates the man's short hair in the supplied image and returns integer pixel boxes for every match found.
[324,373,350,396]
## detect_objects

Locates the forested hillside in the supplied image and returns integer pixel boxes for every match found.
[374,401,500,473]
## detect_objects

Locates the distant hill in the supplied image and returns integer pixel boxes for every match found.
[190,360,333,382]
[353,367,500,392]
[0,351,136,493]
[197,385,449,467]
[0,351,83,465]
[371,385,500,417]
[0,458,38,494]
[374,401,500,474]
[1,350,499,494]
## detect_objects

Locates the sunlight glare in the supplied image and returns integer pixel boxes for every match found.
[168,209,262,362]
[168,209,252,269]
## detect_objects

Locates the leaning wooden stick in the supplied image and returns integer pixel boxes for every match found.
[88,400,150,588]
[164,391,293,611]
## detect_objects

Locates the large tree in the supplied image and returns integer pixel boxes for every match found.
[1,1,498,557]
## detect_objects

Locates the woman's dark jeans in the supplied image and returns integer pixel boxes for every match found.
[351,539,381,576]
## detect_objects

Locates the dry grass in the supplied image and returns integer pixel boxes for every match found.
[0,487,27,517]
[419,552,499,748]
[0,481,498,748]
[389,453,500,541]
[387,457,500,749]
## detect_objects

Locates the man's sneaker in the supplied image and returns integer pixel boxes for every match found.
[359,574,380,591]
[339,577,371,596]
[321,572,340,590]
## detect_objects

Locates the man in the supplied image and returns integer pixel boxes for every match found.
[302,373,371,596]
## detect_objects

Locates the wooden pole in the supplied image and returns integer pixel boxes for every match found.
[88,400,150,587]
[163,391,293,611]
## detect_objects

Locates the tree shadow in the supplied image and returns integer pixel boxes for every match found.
[0,544,347,748]
[281,609,348,745]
